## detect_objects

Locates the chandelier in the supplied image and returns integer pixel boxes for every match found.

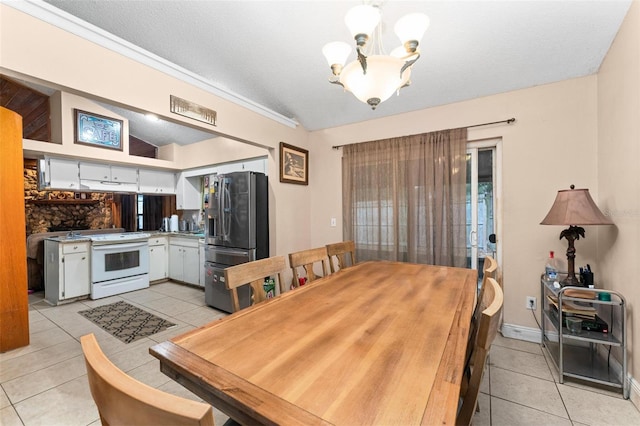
[322,4,429,109]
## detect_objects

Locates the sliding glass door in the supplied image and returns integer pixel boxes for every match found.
[466,140,500,284]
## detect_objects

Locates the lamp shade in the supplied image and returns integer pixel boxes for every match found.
[340,55,411,105]
[322,42,352,67]
[394,13,430,45]
[540,187,613,226]
[344,5,381,39]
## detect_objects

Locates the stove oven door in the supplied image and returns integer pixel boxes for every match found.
[91,241,150,283]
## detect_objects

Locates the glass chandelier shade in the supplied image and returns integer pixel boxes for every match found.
[323,5,429,109]
[344,5,381,42]
[340,55,412,108]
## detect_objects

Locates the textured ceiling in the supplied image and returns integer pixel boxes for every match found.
[33,0,632,139]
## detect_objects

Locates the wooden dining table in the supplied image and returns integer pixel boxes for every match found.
[150,260,477,425]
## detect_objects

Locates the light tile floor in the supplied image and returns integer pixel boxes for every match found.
[1,281,639,426]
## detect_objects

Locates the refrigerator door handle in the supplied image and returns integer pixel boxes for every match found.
[223,178,231,241]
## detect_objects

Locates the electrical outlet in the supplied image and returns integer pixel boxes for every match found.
[526,296,537,310]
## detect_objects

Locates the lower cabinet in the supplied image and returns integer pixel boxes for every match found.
[169,237,200,285]
[44,239,90,305]
[149,236,168,282]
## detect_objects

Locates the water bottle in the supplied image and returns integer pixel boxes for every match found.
[545,251,559,282]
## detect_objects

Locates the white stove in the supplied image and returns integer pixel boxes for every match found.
[89,233,151,299]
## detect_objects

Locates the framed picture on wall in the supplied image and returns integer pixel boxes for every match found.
[279,142,308,185]
[74,109,123,151]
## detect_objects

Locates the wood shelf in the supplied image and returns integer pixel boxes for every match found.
[28,199,99,205]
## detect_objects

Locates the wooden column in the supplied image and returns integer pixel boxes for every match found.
[0,107,30,352]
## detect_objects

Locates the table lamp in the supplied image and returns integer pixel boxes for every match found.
[540,185,613,286]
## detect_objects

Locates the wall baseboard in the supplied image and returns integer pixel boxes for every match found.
[501,322,639,411]
[501,322,541,343]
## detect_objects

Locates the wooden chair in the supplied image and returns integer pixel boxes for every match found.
[326,240,356,273]
[288,247,330,288]
[224,256,286,312]
[457,277,503,426]
[80,333,214,426]
[478,256,498,300]
[462,255,499,396]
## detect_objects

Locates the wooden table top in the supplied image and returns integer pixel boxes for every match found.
[150,261,477,425]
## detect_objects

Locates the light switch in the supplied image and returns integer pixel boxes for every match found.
[330,218,337,227]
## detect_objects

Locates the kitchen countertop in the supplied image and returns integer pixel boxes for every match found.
[151,231,206,239]
[45,231,206,242]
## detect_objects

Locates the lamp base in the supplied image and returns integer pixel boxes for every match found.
[561,274,581,287]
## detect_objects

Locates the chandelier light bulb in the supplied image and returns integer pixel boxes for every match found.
[345,5,381,46]
[394,13,429,52]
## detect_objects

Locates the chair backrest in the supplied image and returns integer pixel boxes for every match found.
[224,256,286,312]
[466,255,499,363]
[457,277,503,426]
[481,255,498,294]
[81,333,214,426]
[288,246,329,288]
[326,241,356,273]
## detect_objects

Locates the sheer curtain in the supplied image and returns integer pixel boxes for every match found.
[342,128,467,267]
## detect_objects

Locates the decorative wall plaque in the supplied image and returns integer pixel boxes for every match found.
[170,95,217,126]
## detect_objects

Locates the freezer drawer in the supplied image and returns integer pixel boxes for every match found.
[204,262,251,313]
[205,245,255,265]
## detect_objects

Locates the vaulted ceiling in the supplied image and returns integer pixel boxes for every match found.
[6,1,633,142]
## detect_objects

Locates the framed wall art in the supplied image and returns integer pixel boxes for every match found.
[74,109,123,151]
[280,142,308,185]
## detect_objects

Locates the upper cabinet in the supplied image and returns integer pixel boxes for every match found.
[176,175,202,210]
[138,169,176,194]
[80,163,137,183]
[41,158,80,190]
[79,162,138,192]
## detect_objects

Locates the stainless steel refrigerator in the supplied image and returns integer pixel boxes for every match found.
[204,171,268,312]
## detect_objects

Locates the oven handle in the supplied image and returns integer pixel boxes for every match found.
[91,241,149,251]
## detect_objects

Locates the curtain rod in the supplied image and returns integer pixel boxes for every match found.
[331,117,516,149]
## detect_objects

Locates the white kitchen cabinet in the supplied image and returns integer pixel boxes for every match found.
[44,239,90,305]
[139,169,176,194]
[79,162,138,192]
[169,237,200,285]
[79,162,137,183]
[42,157,80,190]
[149,236,168,282]
[176,174,202,210]
[216,158,267,175]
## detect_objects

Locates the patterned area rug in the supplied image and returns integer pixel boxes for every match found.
[79,301,176,343]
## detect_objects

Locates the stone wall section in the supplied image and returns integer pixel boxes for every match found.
[23,165,114,235]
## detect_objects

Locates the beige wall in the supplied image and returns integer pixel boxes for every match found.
[310,76,600,334]
[597,0,640,388]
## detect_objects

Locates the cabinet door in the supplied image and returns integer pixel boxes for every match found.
[176,175,202,210]
[139,169,176,194]
[63,252,89,299]
[149,244,168,281]
[110,165,138,183]
[47,158,80,189]
[79,162,111,181]
[168,244,184,281]
[183,246,201,285]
